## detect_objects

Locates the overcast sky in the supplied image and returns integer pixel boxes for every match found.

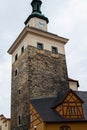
[0,0,87,118]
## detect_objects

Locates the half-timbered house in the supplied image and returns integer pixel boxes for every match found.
[30,90,87,130]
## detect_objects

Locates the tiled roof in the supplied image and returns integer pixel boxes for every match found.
[0,114,11,123]
[30,90,87,122]
[75,91,87,120]
[53,89,84,108]
[30,97,63,122]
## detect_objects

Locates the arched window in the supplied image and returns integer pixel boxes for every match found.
[60,126,71,130]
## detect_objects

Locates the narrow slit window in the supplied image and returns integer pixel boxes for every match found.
[18,116,21,125]
[18,89,20,94]
[21,46,24,54]
[15,69,18,76]
[15,54,18,61]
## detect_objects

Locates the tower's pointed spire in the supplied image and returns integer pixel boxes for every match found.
[24,0,49,25]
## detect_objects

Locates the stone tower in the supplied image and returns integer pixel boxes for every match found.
[8,0,69,130]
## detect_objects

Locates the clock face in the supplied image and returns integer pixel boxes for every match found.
[38,21,45,28]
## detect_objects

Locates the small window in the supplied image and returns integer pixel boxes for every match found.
[37,43,43,50]
[18,116,21,125]
[21,46,24,54]
[15,54,18,61]
[52,46,58,54]
[60,126,71,130]
[15,69,18,76]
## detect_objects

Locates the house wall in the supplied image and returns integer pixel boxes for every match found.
[45,122,87,130]
[30,104,44,130]
[0,115,11,130]
[69,81,78,91]
[30,122,45,130]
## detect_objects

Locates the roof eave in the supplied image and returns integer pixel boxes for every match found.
[8,26,69,55]
[44,119,87,123]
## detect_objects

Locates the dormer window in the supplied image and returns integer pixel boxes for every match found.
[37,43,43,50]
[52,46,58,54]
[55,90,84,119]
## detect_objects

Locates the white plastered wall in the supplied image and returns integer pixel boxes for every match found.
[26,17,47,31]
[69,81,78,91]
[12,33,65,63]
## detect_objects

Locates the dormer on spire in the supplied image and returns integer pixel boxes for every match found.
[24,0,49,31]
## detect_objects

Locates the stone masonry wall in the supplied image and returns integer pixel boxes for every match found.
[11,47,30,130]
[11,45,69,130]
[27,45,69,98]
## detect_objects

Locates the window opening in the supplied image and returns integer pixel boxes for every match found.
[18,89,20,94]
[60,126,71,130]
[37,43,43,50]
[21,46,24,54]
[69,106,77,115]
[15,54,18,61]
[18,116,21,125]
[52,46,58,54]
[15,69,18,76]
